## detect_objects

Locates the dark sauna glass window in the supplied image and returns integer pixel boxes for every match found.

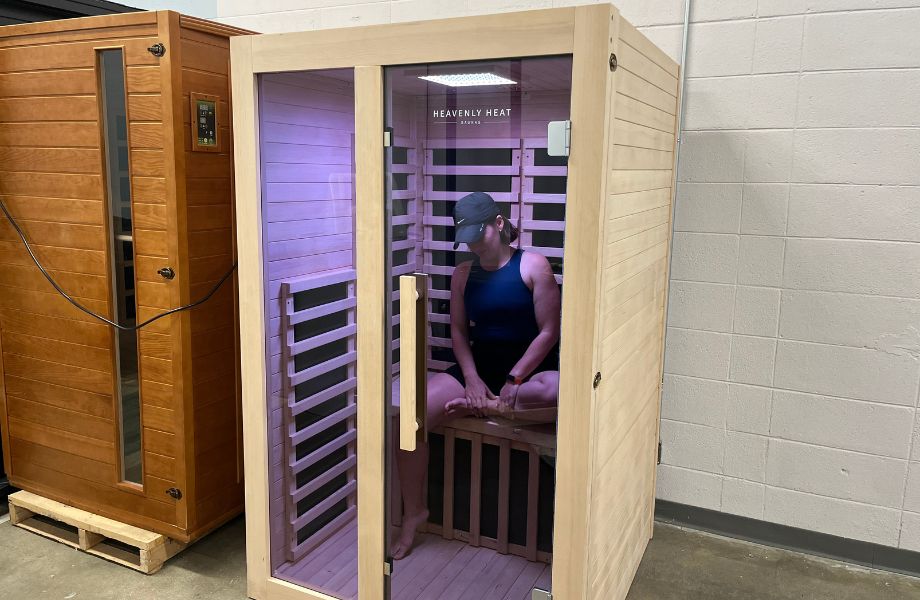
[392,198,409,216]
[294,394,348,432]
[393,248,410,266]
[432,148,512,166]
[393,225,410,243]
[293,282,347,312]
[293,311,347,344]
[431,225,455,242]
[430,322,450,339]
[533,147,568,167]
[533,230,565,249]
[432,175,512,193]
[294,339,348,373]
[392,146,409,164]
[99,48,141,485]
[533,203,565,222]
[430,250,455,268]
[533,176,567,195]
[392,173,409,190]
[295,366,347,402]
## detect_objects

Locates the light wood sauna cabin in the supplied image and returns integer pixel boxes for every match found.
[231,3,680,599]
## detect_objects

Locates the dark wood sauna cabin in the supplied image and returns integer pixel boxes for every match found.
[0,11,250,543]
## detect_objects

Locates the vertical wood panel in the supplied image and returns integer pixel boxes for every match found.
[552,5,618,600]
[231,34,274,600]
[156,10,188,532]
[179,18,243,538]
[354,65,385,600]
[586,14,680,600]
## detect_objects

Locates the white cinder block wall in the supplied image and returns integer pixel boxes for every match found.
[217,0,920,552]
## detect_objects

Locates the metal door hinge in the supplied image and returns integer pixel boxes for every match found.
[547,120,571,157]
[532,588,552,600]
[383,127,393,147]
[592,371,602,389]
[609,52,618,71]
[658,441,663,465]
[384,557,393,576]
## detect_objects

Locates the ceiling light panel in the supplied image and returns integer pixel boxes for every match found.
[418,73,517,87]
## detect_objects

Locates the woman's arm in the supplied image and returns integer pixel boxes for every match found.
[508,252,561,381]
[449,261,495,414]
[449,261,477,380]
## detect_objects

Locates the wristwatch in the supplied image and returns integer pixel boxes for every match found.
[506,373,524,386]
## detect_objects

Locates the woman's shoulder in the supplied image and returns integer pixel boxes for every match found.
[518,249,552,270]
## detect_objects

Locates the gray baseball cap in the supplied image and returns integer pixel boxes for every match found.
[452,192,500,249]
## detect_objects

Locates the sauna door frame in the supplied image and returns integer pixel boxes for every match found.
[232,4,628,599]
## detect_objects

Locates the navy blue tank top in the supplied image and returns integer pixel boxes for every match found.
[463,249,539,344]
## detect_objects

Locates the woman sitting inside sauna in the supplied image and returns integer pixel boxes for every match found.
[393,191,561,559]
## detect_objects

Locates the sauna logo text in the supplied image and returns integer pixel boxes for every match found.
[432,107,513,126]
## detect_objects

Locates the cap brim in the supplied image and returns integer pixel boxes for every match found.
[452,222,485,249]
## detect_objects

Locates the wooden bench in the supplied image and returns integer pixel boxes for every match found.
[390,378,556,565]
[427,417,555,563]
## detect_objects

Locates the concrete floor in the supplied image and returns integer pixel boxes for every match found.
[1,502,918,599]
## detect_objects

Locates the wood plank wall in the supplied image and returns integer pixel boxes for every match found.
[257,70,357,571]
[0,13,180,532]
[177,16,244,538]
[587,19,680,600]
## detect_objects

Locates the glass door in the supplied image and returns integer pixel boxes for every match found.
[255,67,361,599]
[383,56,572,599]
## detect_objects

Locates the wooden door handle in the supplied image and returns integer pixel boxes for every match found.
[398,273,428,451]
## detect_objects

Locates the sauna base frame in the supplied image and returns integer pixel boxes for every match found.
[8,490,187,574]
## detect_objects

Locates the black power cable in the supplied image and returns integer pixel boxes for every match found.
[0,198,236,332]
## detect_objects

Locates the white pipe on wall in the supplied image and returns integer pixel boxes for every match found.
[660,0,692,385]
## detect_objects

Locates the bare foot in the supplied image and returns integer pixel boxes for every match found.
[392,509,429,560]
[444,396,473,414]
[444,396,508,416]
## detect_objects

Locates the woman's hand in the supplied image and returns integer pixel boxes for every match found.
[499,382,519,411]
[464,375,496,417]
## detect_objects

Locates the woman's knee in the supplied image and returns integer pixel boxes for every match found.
[425,373,464,422]
[519,371,559,407]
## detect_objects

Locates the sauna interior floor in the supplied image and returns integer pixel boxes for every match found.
[276,520,551,600]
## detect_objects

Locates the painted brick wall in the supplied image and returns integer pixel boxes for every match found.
[216,0,920,552]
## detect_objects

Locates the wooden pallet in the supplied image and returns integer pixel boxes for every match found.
[8,491,186,574]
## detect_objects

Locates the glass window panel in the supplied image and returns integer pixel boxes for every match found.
[257,69,358,599]
[98,48,141,485]
[385,56,571,599]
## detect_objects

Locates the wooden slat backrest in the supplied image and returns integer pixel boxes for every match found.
[280,268,358,563]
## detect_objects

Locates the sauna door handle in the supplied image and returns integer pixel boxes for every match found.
[398,273,428,452]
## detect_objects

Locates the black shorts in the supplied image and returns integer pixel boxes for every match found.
[445,340,560,395]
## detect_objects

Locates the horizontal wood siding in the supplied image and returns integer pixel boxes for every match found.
[587,18,680,600]
[258,70,357,571]
[178,21,244,536]
[0,15,181,535]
